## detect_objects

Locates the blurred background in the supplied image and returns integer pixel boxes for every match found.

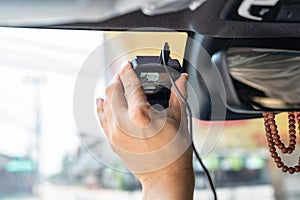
[0,27,299,200]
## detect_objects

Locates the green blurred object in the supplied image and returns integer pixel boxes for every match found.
[246,154,265,170]
[203,153,220,171]
[4,159,35,172]
[228,155,244,171]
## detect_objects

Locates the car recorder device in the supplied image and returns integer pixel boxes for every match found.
[131,43,182,110]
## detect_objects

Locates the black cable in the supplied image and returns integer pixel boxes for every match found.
[160,42,218,200]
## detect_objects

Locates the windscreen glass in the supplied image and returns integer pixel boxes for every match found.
[0,29,295,200]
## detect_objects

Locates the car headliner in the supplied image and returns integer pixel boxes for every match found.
[4,0,300,39]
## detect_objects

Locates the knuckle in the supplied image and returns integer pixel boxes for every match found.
[105,85,112,97]
[110,143,121,155]
[129,104,151,126]
[119,64,132,76]
[126,79,140,91]
[127,91,146,104]
[103,99,112,114]
[168,107,181,121]
[99,116,106,126]
[97,110,102,118]
[127,81,140,89]
[97,106,103,114]
[110,133,117,143]
[105,82,118,98]
[103,99,109,108]
[110,132,121,147]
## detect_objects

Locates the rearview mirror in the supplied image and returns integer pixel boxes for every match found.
[216,47,300,113]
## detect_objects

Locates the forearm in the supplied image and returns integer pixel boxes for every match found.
[141,170,195,200]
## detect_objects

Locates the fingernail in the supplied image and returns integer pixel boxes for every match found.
[181,73,189,80]
[121,60,130,68]
[96,98,102,106]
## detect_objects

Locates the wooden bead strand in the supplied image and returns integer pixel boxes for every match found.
[263,112,300,174]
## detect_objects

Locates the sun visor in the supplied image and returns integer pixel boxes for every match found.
[0,0,139,26]
[141,0,206,15]
[0,0,205,26]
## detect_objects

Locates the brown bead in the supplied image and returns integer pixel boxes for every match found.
[268,142,275,148]
[287,148,293,154]
[289,134,296,140]
[268,119,276,125]
[266,132,272,137]
[289,140,296,145]
[263,115,269,119]
[267,113,275,119]
[295,166,300,172]
[274,140,281,145]
[269,147,276,152]
[271,152,278,158]
[267,137,274,142]
[274,140,281,146]
[277,162,283,168]
[289,145,295,150]
[289,124,296,129]
[264,122,269,126]
[281,147,288,154]
[270,124,277,130]
[273,135,280,140]
[288,114,295,120]
[289,167,296,174]
[275,157,281,163]
[277,143,284,149]
[289,129,296,134]
[265,127,271,132]
[282,166,288,172]
[289,119,296,124]
[271,130,278,135]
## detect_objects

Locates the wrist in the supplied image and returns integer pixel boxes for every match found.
[141,169,195,200]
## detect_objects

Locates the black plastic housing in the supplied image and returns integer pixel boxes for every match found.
[131,56,182,109]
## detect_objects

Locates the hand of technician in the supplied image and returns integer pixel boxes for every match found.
[96,61,194,200]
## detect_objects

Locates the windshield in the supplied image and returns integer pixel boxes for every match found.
[0,28,296,200]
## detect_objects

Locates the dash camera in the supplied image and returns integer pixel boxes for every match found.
[131,43,182,109]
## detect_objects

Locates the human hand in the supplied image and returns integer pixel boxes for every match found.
[96,61,194,199]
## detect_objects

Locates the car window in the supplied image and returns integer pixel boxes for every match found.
[0,28,296,200]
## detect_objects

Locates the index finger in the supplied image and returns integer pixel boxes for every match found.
[167,73,188,121]
[169,73,188,107]
[119,61,148,109]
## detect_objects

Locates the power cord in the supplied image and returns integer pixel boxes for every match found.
[160,42,218,200]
